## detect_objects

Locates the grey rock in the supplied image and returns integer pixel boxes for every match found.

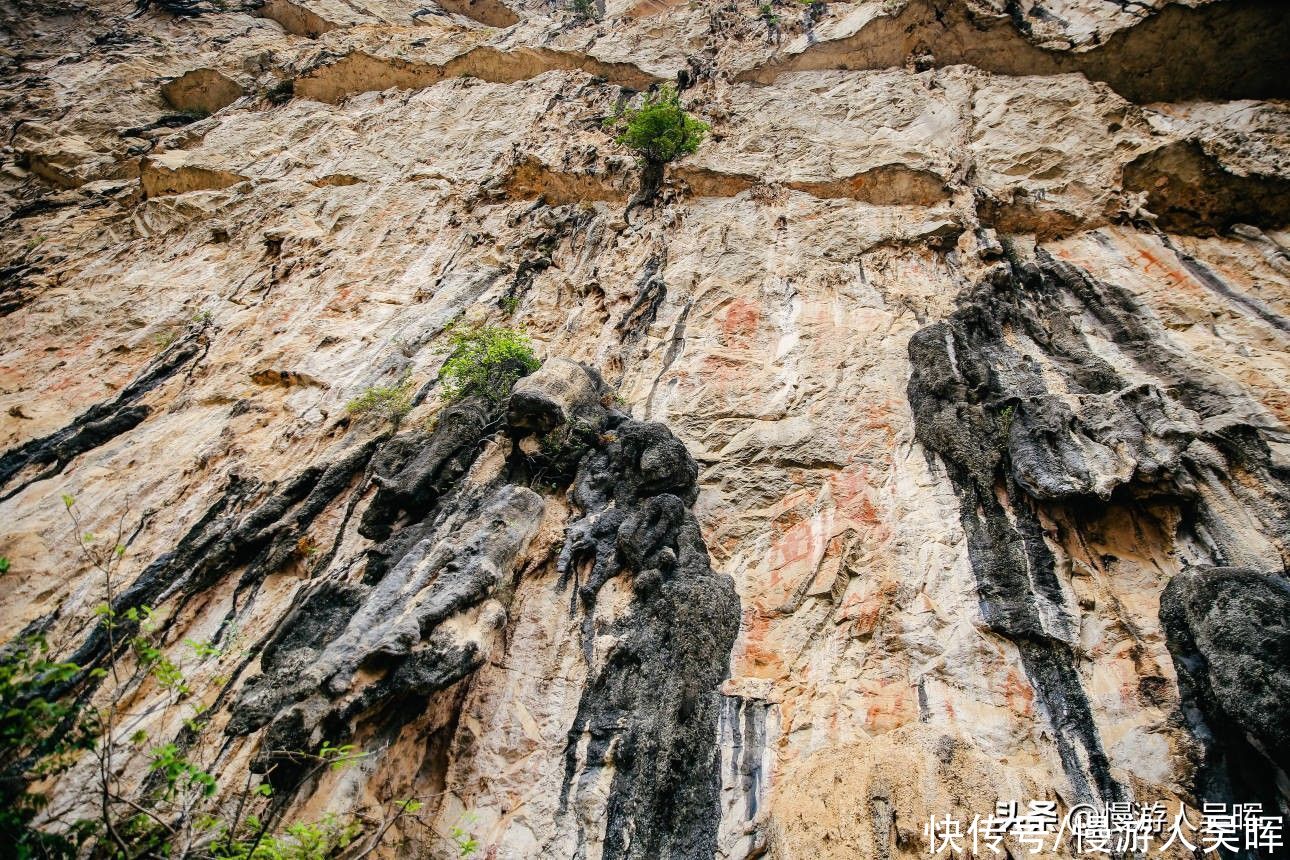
[507,357,606,435]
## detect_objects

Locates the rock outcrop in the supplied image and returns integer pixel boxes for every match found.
[0,0,1288,857]
[1161,564,1290,848]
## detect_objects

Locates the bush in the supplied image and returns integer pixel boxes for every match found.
[346,373,415,423]
[570,0,598,20]
[608,85,709,167]
[438,325,540,403]
[0,637,100,858]
[0,497,421,860]
[606,85,709,214]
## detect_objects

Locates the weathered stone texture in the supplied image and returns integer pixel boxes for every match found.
[0,0,1287,856]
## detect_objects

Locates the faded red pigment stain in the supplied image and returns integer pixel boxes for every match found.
[839,580,898,632]
[1002,669,1036,717]
[861,400,895,430]
[1129,248,1190,291]
[1056,240,1197,295]
[764,471,888,594]
[830,468,883,528]
[325,285,358,313]
[828,403,893,455]
[737,606,787,678]
[698,352,746,390]
[719,297,761,348]
[1259,391,1290,428]
[768,509,816,576]
[864,678,917,733]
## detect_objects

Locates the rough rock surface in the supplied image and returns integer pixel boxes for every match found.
[1160,564,1290,840]
[0,0,1288,857]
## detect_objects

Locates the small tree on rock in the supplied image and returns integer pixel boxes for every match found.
[606,85,710,218]
[438,325,541,403]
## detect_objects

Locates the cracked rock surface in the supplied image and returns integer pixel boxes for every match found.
[1,0,1288,856]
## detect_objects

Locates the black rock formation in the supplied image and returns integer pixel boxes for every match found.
[203,356,743,856]
[557,413,738,860]
[1161,566,1290,860]
[50,435,382,691]
[906,252,1290,808]
[0,330,208,501]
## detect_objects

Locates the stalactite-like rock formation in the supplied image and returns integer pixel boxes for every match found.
[907,253,1289,835]
[1,0,1288,856]
[186,359,737,853]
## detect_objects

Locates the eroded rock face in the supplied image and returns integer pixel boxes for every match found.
[1,0,1289,857]
[904,253,1290,856]
[1160,565,1290,819]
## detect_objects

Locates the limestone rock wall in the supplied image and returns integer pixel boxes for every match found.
[0,0,1287,857]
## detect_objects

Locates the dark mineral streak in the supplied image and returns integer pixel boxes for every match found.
[54,435,382,691]
[555,374,739,858]
[0,331,207,501]
[216,355,740,850]
[907,251,1290,807]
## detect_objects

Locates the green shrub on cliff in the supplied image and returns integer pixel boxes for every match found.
[438,325,540,403]
[609,84,709,167]
[606,85,710,215]
[569,0,598,21]
[346,372,415,423]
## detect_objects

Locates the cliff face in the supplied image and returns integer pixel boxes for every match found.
[0,0,1287,857]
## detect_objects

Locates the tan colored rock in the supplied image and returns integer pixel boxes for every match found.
[161,68,245,116]
[140,151,249,197]
[0,0,1288,858]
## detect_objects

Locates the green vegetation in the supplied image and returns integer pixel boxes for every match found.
[608,84,709,167]
[606,85,710,212]
[450,815,480,856]
[0,636,101,858]
[209,812,364,860]
[569,0,598,21]
[438,325,540,403]
[346,372,415,423]
[998,403,1016,436]
[0,495,453,859]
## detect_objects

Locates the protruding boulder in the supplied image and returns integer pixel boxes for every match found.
[1160,565,1290,776]
[506,357,605,435]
